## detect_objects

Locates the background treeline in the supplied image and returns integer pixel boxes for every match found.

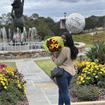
[0,13,105,40]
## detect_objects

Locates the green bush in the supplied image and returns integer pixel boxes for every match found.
[70,84,99,101]
[7,85,23,100]
[0,64,26,104]
[0,90,17,105]
[86,37,105,64]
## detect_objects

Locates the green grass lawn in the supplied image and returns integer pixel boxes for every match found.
[1,62,17,70]
[85,44,93,48]
[35,59,56,76]
[34,55,87,77]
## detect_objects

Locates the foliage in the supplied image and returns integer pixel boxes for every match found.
[1,12,104,40]
[7,85,23,100]
[74,61,105,87]
[86,35,105,64]
[36,35,42,42]
[0,63,26,104]
[85,47,97,62]
[70,84,99,101]
[0,63,7,69]
[0,85,23,105]
[76,55,86,63]
[0,67,26,93]
[26,18,54,40]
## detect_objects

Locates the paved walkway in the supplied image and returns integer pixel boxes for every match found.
[0,48,90,105]
[1,57,58,105]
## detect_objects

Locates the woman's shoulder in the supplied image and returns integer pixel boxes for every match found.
[62,47,70,51]
[61,47,70,54]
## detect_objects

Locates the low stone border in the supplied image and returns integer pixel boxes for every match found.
[71,101,105,105]
[0,50,50,60]
[0,42,86,60]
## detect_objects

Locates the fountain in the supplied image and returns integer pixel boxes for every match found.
[0,27,44,51]
[0,27,47,60]
[0,27,85,60]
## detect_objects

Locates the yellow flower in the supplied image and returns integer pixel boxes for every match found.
[49,44,54,49]
[99,72,102,74]
[88,72,91,74]
[81,77,84,81]
[93,73,96,75]
[1,81,3,83]
[82,81,85,83]
[86,77,91,79]
[2,82,5,86]
[4,86,7,89]
[84,74,86,77]
[95,76,98,78]
[52,39,57,44]
[54,44,58,48]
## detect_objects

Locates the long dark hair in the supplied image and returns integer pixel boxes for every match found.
[63,32,78,60]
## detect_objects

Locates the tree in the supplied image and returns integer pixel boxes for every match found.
[0,13,12,25]
[44,17,55,35]
[31,18,54,40]
[30,13,39,20]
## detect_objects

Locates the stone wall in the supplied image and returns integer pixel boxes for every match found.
[0,44,85,60]
[0,50,51,60]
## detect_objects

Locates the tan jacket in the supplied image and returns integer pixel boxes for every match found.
[51,47,75,76]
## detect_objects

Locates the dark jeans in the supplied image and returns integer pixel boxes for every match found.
[56,67,73,105]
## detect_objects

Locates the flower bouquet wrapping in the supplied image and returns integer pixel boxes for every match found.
[43,36,64,54]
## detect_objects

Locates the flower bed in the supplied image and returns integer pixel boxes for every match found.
[69,35,105,102]
[69,58,105,101]
[0,63,26,105]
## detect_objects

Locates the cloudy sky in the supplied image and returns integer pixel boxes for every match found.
[0,0,105,22]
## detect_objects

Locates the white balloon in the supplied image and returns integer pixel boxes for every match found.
[66,13,85,34]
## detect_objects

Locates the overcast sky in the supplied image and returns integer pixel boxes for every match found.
[0,0,105,22]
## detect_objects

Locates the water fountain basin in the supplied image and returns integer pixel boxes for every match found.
[0,42,85,60]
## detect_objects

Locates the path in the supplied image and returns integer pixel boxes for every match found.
[89,31,104,35]
[1,57,58,105]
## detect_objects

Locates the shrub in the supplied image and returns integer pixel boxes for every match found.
[77,55,85,63]
[86,36,105,64]
[0,65,26,104]
[7,85,23,100]
[0,67,26,94]
[0,89,20,105]
[70,84,99,101]
[74,61,105,87]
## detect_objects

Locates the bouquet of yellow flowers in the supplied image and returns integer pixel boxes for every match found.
[43,36,64,53]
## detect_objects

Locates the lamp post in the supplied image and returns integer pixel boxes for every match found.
[64,12,66,19]
[60,12,66,29]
